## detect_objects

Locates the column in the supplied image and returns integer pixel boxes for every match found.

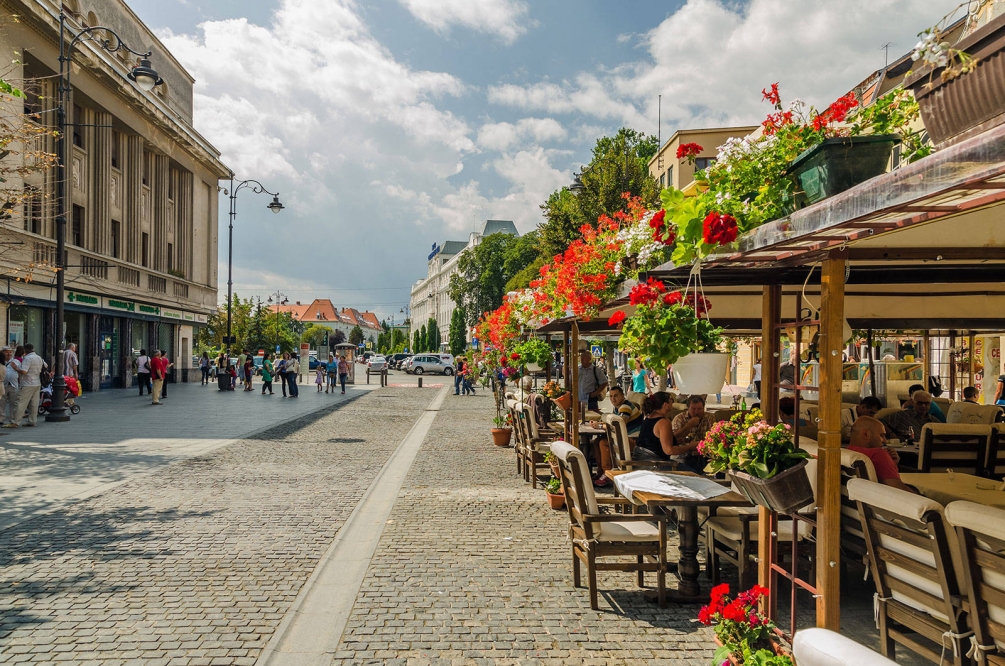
[120,318,134,388]
[816,250,847,630]
[178,171,193,280]
[125,136,144,264]
[91,111,112,256]
[152,154,169,271]
[758,284,781,596]
[85,313,100,392]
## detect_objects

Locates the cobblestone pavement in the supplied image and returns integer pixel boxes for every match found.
[334,391,717,665]
[0,387,434,666]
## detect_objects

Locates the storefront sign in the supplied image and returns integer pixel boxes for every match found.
[138,304,160,315]
[8,320,23,345]
[194,313,208,323]
[66,291,99,306]
[182,312,195,322]
[107,298,135,312]
[162,309,182,319]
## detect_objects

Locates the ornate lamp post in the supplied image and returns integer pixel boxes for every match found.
[225,177,284,356]
[47,12,163,422]
[266,291,289,352]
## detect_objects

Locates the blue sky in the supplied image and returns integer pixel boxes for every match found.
[127,0,951,321]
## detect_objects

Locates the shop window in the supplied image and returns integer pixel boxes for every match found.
[72,104,83,148]
[141,232,149,267]
[694,157,715,171]
[71,205,83,247]
[111,219,120,258]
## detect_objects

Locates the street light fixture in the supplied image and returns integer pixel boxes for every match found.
[48,12,163,422]
[226,176,284,356]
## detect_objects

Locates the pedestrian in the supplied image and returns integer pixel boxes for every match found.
[243,356,254,391]
[62,342,79,379]
[15,343,46,425]
[226,362,237,390]
[199,352,210,385]
[461,358,474,395]
[160,350,172,399]
[288,354,300,398]
[277,353,289,397]
[237,349,248,386]
[338,354,349,394]
[149,349,168,405]
[136,349,151,396]
[261,353,275,395]
[326,355,338,394]
[454,356,463,395]
[0,347,16,427]
[315,365,324,392]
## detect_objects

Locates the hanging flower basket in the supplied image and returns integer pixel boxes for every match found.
[526,362,543,372]
[552,392,573,411]
[672,353,729,394]
[729,459,813,515]
[785,135,900,207]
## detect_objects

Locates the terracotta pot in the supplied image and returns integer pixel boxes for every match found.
[546,491,565,509]
[549,460,561,479]
[552,392,573,411]
[672,353,729,394]
[491,427,512,447]
[905,14,1005,147]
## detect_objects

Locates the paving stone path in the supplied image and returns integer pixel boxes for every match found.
[334,391,716,665]
[0,388,433,666]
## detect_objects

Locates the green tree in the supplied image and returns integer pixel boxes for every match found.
[300,323,329,348]
[263,310,297,354]
[412,329,420,354]
[449,230,540,326]
[349,325,364,346]
[391,329,407,352]
[426,317,441,351]
[449,307,467,356]
[331,329,346,345]
[419,324,427,352]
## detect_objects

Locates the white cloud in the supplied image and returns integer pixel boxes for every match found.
[476,117,566,150]
[399,0,532,44]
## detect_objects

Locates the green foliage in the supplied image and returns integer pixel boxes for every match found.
[514,338,552,367]
[300,323,329,348]
[504,255,546,293]
[348,325,364,346]
[449,307,467,356]
[545,477,563,494]
[449,231,540,326]
[618,303,722,370]
[700,410,811,479]
[418,324,427,352]
[198,294,297,354]
[390,328,407,353]
[412,329,421,354]
[426,317,440,351]
[331,328,346,345]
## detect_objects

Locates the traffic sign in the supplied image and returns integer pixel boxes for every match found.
[275,345,281,353]
[591,344,602,358]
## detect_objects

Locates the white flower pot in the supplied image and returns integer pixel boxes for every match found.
[526,362,543,372]
[672,353,729,394]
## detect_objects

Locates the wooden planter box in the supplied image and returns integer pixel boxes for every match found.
[729,459,813,515]
[786,135,899,207]
[905,14,1005,147]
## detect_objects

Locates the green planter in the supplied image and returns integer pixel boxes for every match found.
[787,135,900,207]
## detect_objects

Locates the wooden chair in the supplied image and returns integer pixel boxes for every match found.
[984,425,1005,479]
[794,628,899,666]
[917,423,992,476]
[712,408,742,422]
[849,478,968,666]
[550,440,668,610]
[507,399,526,477]
[520,401,554,488]
[944,500,1005,666]
[601,413,677,473]
[838,448,877,573]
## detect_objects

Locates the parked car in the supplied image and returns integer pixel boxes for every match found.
[406,354,455,376]
[367,355,387,371]
[387,353,411,369]
[253,356,264,375]
[308,354,322,370]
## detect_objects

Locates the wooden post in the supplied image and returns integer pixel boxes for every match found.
[816,251,846,630]
[571,321,580,446]
[758,284,781,590]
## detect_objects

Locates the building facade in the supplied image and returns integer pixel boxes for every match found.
[409,219,518,350]
[0,0,228,390]
[269,299,383,343]
[648,126,758,191]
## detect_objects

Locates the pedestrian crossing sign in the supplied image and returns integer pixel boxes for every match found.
[591,345,602,358]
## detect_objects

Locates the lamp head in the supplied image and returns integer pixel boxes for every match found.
[569,173,585,194]
[128,58,162,92]
[267,195,284,214]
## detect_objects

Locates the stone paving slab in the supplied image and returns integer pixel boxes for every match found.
[334,391,717,665]
[0,387,432,666]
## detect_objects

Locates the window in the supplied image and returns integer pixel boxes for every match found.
[142,153,149,186]
[141,232,149,267]
[23,187,41,234]
[111,131,119,169]
[694,157,716,171]
[167,243,173,271]
[111,220,120,258]
[71,205,83,247]
[72,104,83,148]
[168,170,174,200]
[666,166,673,187]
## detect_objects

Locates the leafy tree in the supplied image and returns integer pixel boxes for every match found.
[449,307,467,356]
[412,329,421,354]
[426,317,440,351]
[449,230,540,326]
[300,323,329,348]
[331,328,346,345]
[504,255,546,293]
[419,324,427,352]
[391,329,407,352]
[349,325,364,346]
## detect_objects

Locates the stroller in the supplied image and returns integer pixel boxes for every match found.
[39,375,81,415]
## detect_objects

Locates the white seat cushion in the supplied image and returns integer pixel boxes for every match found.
[794,628,897,666]
[706,516,808,542]
[598,520,661,542]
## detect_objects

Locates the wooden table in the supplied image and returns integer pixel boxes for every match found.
[607,469,751,602]
[902,472,1005,509]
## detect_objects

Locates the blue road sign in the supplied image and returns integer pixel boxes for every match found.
[591,344,602,358]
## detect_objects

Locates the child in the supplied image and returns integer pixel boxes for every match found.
[315,365,324,392]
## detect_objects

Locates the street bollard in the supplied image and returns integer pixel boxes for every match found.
[418,377,423,388]
[382,368,388,387]
[366,368,370,384]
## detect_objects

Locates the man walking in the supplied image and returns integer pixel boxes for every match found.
[136,349,151,396]
[0,347,17,426]
[15,343,45,426]
[288,353,300,398]
[454,356,463,395]
[237,349,248,386]
[149,349,168,405]
[63,343,79,379]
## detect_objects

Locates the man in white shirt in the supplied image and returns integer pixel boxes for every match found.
[15,343,46,426]
[752,361,762,398]
[1,347,18,427]
[62,343,79,379]
[841,396,883,442]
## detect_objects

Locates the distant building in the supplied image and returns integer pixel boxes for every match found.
[649,127,758,191]
[268,298,383,342]
[409,219,519,350]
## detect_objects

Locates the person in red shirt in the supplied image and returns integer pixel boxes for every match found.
[846,415,916,493]
[149,349,169,405]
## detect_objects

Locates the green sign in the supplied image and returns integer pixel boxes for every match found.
[138,304,160,315]
[162,310,182,319]
[67,292,99,305]
[107,299,135,312]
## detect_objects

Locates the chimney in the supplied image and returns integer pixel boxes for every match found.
[296,301,301,305]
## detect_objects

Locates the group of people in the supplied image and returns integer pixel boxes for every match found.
[0,343,47,426]
[134,349,172,405]
[204,349,351,398]
[315,355,351,394]
[452,356,476,396]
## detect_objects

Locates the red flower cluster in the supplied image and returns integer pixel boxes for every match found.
[762,110,794,135]
[812,92,858,131]
[648,209,675,246]
[608,310,627,326]
[510,353,520,360]
[762,82,781,107]
[702,212,739,246]
[676,142,703,161]
[684,292,712,317]
[628,278,667,307]
[697,583,770,627]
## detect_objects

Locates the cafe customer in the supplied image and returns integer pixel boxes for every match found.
[846,416,916,494]
[841,396,883,442]
[881,389,939,442]
[672,395,714,445]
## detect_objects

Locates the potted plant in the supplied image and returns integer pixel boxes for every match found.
[541,380,572,412]
[614,279,725,395]
[905,2,1005,146]
[545,477,565,510]
[491,414,513,447]
[698,584,792,666]
[514,338,553,372]
[699,410,813,514]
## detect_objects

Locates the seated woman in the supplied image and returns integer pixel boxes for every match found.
[633,391,703,472]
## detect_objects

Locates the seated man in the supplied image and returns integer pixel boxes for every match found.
[903,383,946,422]
[846,416,916,493]
[592,385,642,486]
[779,396,808,427]
[672,395,715,445]
[963,386,980,404]
[841,396,883,442]
[881,389,939,442]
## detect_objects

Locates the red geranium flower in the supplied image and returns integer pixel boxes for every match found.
[649,209,666,230]
[608,310,627,326]
[762,82,781,107]
[510,353,520,360]
[702,212,738,246]
[676,142,703,162]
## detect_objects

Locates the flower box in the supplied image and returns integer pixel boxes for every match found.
[672,353,729,394]
[905,14,1005,147]
[546,491,565,510]
[786,135,900,207]
[729,459,813,515]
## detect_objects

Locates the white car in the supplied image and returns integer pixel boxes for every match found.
[407,354,455,376]
[367,355,387,371]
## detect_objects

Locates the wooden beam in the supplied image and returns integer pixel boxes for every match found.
[816,252,845,630]
[846,247,1005,261]
[571,321,580,446]
[758,284,781,591]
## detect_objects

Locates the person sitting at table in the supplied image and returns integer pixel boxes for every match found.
[841,396,883,442]
[672,395,715,445]
[963,386,980,404]
[778,397,808,427]
[903,383,946,422]
[635,392,702,471]
[881,389,940,442]
[846,416,916,494]
[592,386,643,487]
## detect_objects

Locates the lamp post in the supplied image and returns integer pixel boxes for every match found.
[266,291,289,353]
[226,176,284,356]
[400,304,411,352]
[47,12,163,422]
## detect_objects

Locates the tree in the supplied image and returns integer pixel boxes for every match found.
[349,325,364,346]
[300,323,329,348]
[391,329,407,352]
[426,317,440,351]
[331,328,346,345]
[449,307,467,356]
[419,324,427,352]
[449,230,540,326]
[412,329,420,354]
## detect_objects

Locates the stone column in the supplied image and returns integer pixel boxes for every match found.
[125,136,144,264]
[178,171,193,279]
[85,313,100,392]
[152,154,170,272]
[120,318,134,388]
[91,111,112,256]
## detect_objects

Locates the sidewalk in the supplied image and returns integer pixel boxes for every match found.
[0,380,375,531]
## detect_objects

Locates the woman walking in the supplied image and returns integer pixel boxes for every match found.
[261,353,275,395]
[337,355,349,395]
[199,352,210,385]
[243,356,254,391]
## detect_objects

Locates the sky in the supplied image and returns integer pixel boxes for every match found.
[126,0,954,323]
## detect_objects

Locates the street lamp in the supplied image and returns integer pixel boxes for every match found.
[569,139,631,196]
[226,176,284,356]
[266,291,289,352]
[47,12,163,422]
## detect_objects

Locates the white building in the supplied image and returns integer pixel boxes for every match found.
[409,219,518,350]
